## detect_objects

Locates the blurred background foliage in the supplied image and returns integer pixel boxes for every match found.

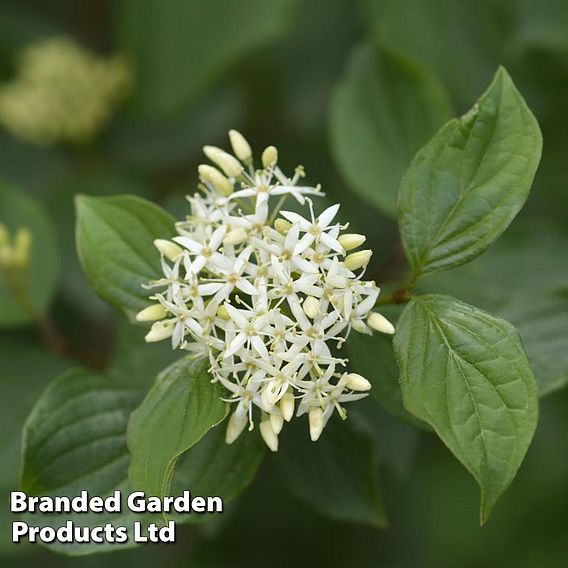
[0,0,567,566]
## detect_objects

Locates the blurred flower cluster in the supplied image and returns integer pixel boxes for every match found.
[0,37,130,145]
[137,131,395,450]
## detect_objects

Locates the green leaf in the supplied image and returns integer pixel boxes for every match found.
[21,368,143,555]
[20,364,261,555]
[360,0,517,109]
[394,294,538,523]
[345,305,426,428]
[0,342,66,552]
[501,294,568,397]
[418,222,568,313]
[171,424,265,523]
[330,43,451,216]
[278,417,386,527]
[418,222,568,396]
[108,316,178,389]
[350,397,421,481]
[0,182,59,327]
[127,357,227,500]
[75,194,175,318]
[115,0,298,116]
[398,67,542,276]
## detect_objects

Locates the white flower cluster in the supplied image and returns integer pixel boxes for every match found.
[137,131,395,451]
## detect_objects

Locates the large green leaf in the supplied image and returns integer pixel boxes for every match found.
[75,194,175,318]
[278,417,386,527]
[394,294,538,523]
[398,67,542,276]
[116,0,298,116]
[127,357,227,500]
[0,182,59,327]
[0,342,66,553]
[20,368,143,555]
[330,43,451,216]
[360,0,517,109]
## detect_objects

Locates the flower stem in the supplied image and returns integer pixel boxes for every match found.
[1,267,67,356]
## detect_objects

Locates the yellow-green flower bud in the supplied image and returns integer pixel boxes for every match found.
[223,227,248,246]
[153,239,183,261]
[261,145,278,168]
[367,312,395,335]
[259,412,278,452]
[144,320,175,342]
[344,249,372,271]
[269,413,284,435]
[303,296,320,319]
[217,304,230,320]
[274,218,291,235]
[309,407,324,442]
[136,303,168,322]
[344,372,372,391]
[338,233,366,252]
[280,392,295,422]
[225,410,248,444]
[198,164,233,196]
[228,129,252,164]
[203,145,243,178]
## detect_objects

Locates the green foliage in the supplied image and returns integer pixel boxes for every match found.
[171,425,265,523]
[75,194,175,318]
[0,342,67,552]
[330,43,451,216]
[0,181,59,327]
[278,417,386,527]
[116,0,298,116]
[394,295,538,523]
[127,357,227,501]
[361,0,517,109]
[20,368,143,555]
[398,67,542,277]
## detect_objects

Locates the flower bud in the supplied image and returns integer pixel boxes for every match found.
[223,227,248,246]
[154,239,183,261]
[260,413,279,452]
[338,233,366,252]
[11,227,32,267]
[309,407,324,442]
[203,145,243,178]
[136,303,168,322]
[228,129,252,163]
[303,295,320,319]
[269,412,284,435]
[261,145,278,168]
[344,249,372,271]
[344,372,372,391]
[280,392,295,422]
[198,164,233,196]
[274,218,291,235]
[217,304,230,320]
[367,312,395,335]
[225,410,248,444]
[144,320,174,342]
